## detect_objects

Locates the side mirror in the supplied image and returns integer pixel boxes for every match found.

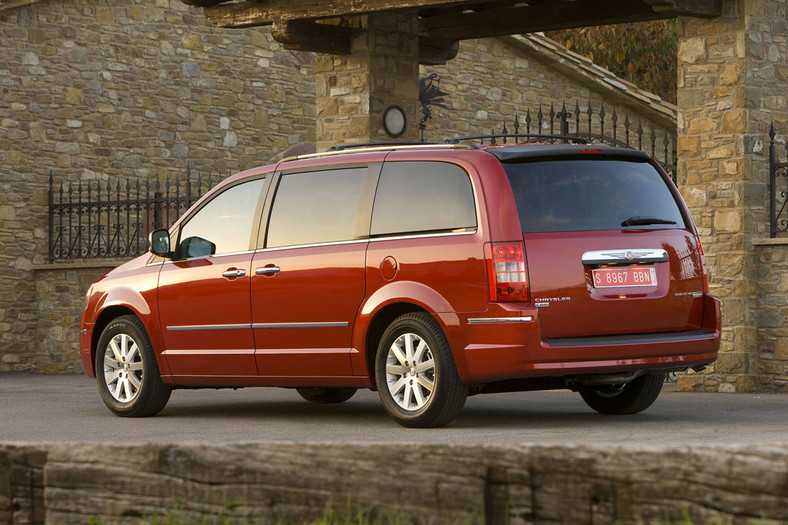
[149,229,173,258]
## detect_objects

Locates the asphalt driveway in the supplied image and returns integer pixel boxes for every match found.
[1,372,785,445]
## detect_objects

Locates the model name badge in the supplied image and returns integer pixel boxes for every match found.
[535,297,571,307]
[674,291,703,298]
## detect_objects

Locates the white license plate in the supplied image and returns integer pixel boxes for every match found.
[592,267,657,288]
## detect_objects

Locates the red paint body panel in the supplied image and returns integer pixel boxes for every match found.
[525,229,706,338]
[157,253,257,377]
[250,243,365,377]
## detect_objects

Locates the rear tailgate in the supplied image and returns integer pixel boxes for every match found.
[525,229,705,339]
[498,150,706,340]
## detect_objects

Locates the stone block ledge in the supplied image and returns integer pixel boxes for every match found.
[32,259,132,271]
[753,238,788,247]
[1,442,786,524]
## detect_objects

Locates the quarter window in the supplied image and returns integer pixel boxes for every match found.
[178,178,265,258]
[371,161,476,236]
[266,168,367,248]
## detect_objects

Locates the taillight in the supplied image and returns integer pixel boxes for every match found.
[697,236,709,293]
[485,241,529,302]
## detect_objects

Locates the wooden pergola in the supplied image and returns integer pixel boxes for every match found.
[181,0,721,63]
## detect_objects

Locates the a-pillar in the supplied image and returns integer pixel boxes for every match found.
[677,0,787,392]
[315,13,420,152]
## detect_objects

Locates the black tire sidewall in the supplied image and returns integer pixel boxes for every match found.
[375,313,465,427]
[95,315,169,417]
[296,387,357,404]
[580,372,666,415]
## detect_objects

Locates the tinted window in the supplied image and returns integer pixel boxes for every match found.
[503,159,686,233]
[371,161,476,236]
[266,168,366,248]
[179,178,265,257]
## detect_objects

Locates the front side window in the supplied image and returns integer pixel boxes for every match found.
[371,161,476,236]
[178,178,265,258]
[266,168,367,248]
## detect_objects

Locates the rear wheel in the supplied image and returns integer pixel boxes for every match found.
[579,372,666,415]
[95,315,171,417]
[375,312,467,428]
[296,387,357,404]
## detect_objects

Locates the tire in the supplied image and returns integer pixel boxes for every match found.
[296,387,357,404]
[95,315,172,417]
[375,312,468,428]
[579,372,666,415]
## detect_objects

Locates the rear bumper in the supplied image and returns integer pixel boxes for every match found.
[450,294,721,385]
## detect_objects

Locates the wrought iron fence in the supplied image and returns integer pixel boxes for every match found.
[770,123,788,238]
[475,102,677,180]
[48,168,218,262]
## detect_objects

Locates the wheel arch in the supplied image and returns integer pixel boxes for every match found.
[89,300,168,378]
[363,302,429,386]
[354,281,468,386]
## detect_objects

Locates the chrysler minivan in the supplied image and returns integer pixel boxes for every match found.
[80,142,720,427]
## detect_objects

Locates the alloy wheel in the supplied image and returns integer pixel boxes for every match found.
[384,332,436,411]
[102,333,144,403]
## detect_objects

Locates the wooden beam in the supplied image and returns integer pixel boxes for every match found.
[271,19,352,54]
[419,0,675,42]
[645,0,722,16]
[0,0,44,11]
[419,37,459,65]
[203,0,503,28]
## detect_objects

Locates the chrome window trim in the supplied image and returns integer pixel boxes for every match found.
[157,250,256,266]
[581,249,669,265]
[369,229,477,243]
[252,322,349,329]
[467,317,533,324]
[259,238,369,253]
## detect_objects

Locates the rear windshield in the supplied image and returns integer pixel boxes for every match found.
[502,159,687,233]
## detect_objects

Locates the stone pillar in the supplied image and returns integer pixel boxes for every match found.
[677,0,787,392]
[316,14,420,152]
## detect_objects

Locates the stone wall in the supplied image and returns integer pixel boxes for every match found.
[754,239,788,391]
[676,0,788,392]
[0,0,316,371]
[421,35,677,148]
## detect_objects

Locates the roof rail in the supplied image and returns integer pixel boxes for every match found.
[445,134,590,145]
[280,143,472,163]
[328,141,423,151]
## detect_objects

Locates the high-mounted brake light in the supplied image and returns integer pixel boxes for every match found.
[578,149,604,154]
[485,242,529,302]
[696,236,709,293]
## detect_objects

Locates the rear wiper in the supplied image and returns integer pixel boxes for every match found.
[621,216,677,227]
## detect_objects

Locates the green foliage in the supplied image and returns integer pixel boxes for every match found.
[546,20,678,104]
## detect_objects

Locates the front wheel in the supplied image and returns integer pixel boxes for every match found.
[375,312,468,428]
[579,372,666,415]
[296,387,357,404]
[95,315,171,417]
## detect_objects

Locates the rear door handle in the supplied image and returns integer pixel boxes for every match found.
[222,268,247,279]
[255,266,281,276]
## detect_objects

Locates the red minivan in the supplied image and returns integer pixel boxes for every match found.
[80,143,720,427]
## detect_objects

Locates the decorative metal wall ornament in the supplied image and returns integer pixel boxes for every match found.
[419,73,449,142]
[770,122,788,237]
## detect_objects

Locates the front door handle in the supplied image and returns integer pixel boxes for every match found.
[255,266,281,276]
[222,268,247,279]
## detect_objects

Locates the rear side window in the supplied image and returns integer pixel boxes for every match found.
[503,159,686,233]
[371,161,476,236]
[266,168,366,248]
